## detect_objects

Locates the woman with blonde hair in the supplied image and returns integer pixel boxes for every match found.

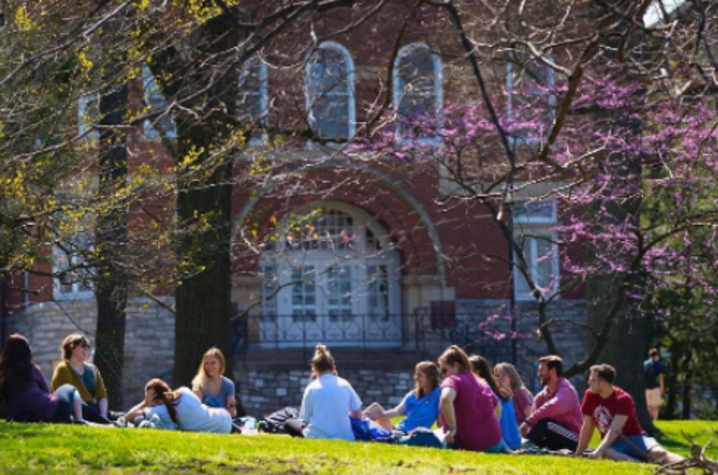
[51,334,111,423]
[285,343,363,440]
[438,345,503,452]
[494,362,534,426]
[363,361,440,433]
[191,347,237,418]
[126,378,231,433]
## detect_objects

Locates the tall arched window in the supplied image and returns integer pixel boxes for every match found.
[143,66,177,139]
[393,44,442,140]
[257,203,401,347]
[305,42,355,141]
[238,58,268,145]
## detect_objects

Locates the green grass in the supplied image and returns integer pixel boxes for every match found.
[0,420,715,474]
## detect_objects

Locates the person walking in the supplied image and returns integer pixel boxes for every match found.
[643,348,665,421]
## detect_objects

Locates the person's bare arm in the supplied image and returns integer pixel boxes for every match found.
[575,416,596,456]
[494,401,502,420]
[659,374,665,396]
[590,415,628,459]
[226,395,237,418]
[440,387,458,445]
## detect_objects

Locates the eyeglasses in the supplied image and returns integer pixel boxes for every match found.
[77,341,91,349]
[440,367,448,376]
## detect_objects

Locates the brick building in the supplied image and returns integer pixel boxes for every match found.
[1,1,589,414]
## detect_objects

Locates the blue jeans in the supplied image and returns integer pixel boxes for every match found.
[611,434,659,459]
[203,396,223,408]
[52,385,80,422]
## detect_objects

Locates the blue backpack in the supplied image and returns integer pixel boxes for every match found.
[350,417,393,442]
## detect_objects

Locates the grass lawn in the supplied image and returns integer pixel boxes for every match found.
[0,420,715,474]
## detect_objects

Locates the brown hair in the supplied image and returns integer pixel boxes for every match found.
[145,378,179,424]
[0,334,34,397]
[495,363,529,392]
[470,355,512,402]
[191,347,227,394]
[61,334,90,360]
[590,364,616,384]
[648,348,659,358]
[538,355,563,378]
[414,361,440,399]
[311,343,335,373]
[438,345,471,373]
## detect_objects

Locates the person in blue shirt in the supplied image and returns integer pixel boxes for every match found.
[470,355,520,451]
[191,347,237,418]
[363,361,441,433]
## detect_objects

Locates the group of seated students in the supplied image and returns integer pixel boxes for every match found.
[0,333,686,465]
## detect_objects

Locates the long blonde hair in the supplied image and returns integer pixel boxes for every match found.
[191,347,226,394]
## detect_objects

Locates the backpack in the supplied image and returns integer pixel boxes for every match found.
[257,406,300,434]
[350,417,394,443]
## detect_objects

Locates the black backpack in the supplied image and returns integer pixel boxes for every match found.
[257,406,300,434]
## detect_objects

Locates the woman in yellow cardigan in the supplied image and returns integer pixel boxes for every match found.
[51,334,110,424]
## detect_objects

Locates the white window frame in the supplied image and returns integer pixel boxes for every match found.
[393,43,443,144]
[304,41,356,145]
[259,203,401,332]
[506,53,556,147]
[53,237,95,301]
[238,58,269,146]
[142,65,177,139]
[512,200,559,300]
[513,200,558,225]
[78,92,100,140]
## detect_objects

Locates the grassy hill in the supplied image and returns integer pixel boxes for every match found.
[0,420,715,474]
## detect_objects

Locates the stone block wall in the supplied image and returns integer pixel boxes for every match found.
[235,366,416,416]
[5,298,175,408]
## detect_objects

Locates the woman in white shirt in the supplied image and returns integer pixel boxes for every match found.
[285,343,363,441]
[126,378,231,434]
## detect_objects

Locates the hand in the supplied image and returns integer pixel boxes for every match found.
[519,422,529,437]
[446,427,457,446]
[588,449,604,460]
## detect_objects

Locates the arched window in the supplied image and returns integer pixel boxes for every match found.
[143,66,177,139]
[238,58,268,145]
[305,42,355,141]
[393,44,442,140]
[512,200,559,300]
[258,204,401,347]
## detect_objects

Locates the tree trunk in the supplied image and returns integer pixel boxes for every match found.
[94,73,129,410]
[682,360,692,419]
[171,15,237,388]
[665,349,679,419]
[586,274,655,433]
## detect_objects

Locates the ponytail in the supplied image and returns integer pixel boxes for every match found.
[311,343,335,373]
[438,345,471,374]
[469,355,511,402]
[145,378,179,424]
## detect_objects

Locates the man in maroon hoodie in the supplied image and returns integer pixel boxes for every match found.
[519,355,583,451]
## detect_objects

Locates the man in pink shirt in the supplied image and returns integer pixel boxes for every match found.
[519,355,583,451]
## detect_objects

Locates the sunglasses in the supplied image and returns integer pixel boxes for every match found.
[441,367,448,376]
[77,341,91,349]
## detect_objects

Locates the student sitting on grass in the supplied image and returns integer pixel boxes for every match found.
[127,378,231,434]
[470,355,521,450]
[51,334,112,424]
[575,364,684,465]
[191,347,237,418]
[285,343,363,441]
[0,334,84,424]
[363,361,440,433]
[494,362,534,426]
[438,345,504,453]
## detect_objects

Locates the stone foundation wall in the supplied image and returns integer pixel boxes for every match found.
[5,298,175,408]
[6,297,587,413]
[235,366,416,416]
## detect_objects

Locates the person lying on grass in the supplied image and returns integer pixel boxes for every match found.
[191,347,237,418]
[0,333,84,424]
[575,364,684,465]
[126,378,231,434]
[363,361,440,434]
[284,343,363,441]
[438,345,504,453]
